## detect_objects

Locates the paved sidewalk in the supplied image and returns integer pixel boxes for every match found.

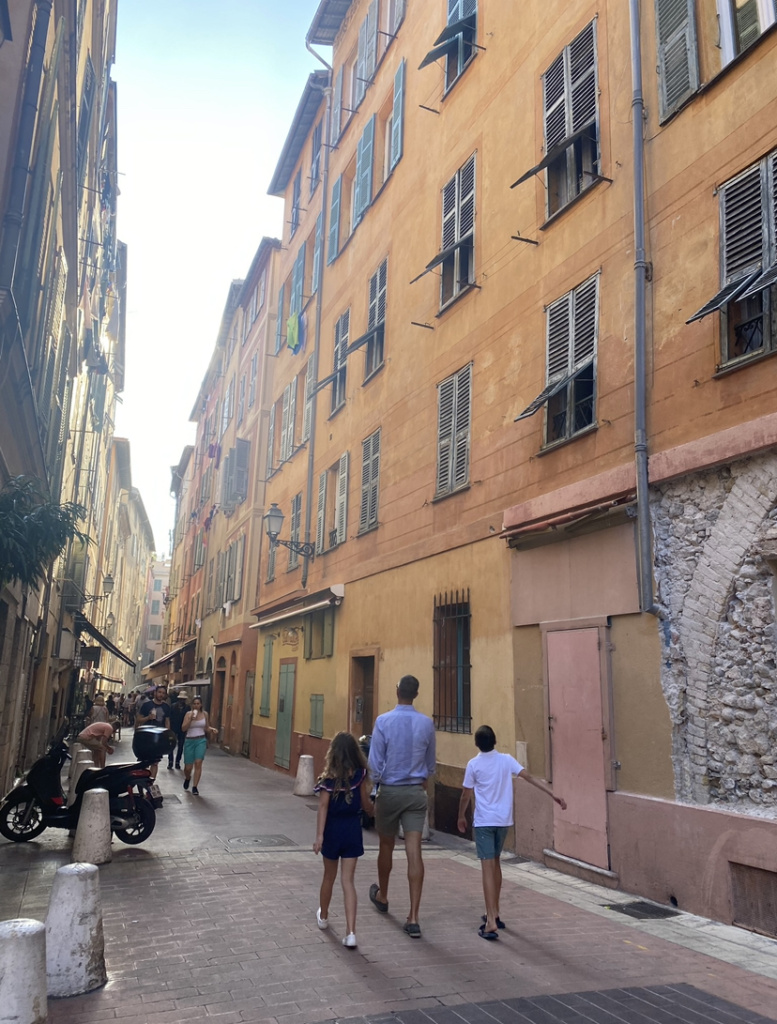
[1,747,776,1024]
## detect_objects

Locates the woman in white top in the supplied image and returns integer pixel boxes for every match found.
[182,696,216,795]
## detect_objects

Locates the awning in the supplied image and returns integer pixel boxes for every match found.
[143,638,196,672]
[74,614,136,669]
[251,584,344,629]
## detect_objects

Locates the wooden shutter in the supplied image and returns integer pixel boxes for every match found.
[216,551,226,607]
[436,375,456,494]
[288,377,297,456]
[360,429,381,531]
[316,471,327,553]
[310,694,324,737]
[356,17,368,105]
[452,365,471,489]
[275,283,285,352]
[448,0,476,19]
[312,211,323,294]
[332,65,343,140]
[221,449,235,506]
[291,241,306,315]
[721,163,765,281]
[366,0,378,80]
[547,294,573,380]
[368,259,388,329]
[266,404,275,475]
[572,276,598,367]
[302,361,313,442]
[280,385,291,461]
[288,493,302,569]
[234,535,244,601]
[441,175,458,249]
[543,52,567,151]
[458,155,476,239]
[355,115,376,225]
[336,451,349,544]
[260,638,273,716]
[225,542,236,602]
[327,176,342,264]
[323,607,335,656]
[233,438,250,502]
[569,21,597,132]
[390,60,405,170]
[656,0,699,119]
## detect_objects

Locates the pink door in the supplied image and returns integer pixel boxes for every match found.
[546,627,611,870]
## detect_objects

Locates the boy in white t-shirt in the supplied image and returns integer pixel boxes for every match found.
[457,725,566,941]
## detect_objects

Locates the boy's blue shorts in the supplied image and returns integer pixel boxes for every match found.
[474,825,509,860]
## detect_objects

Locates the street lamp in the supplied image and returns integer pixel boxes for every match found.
[83,572,115,603]
[263,503,315,559]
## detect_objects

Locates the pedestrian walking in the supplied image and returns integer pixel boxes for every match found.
[76,721,114,769]
[457,725,567,940]
[182,696,216,795]
[106,693,116,716]
[125,692,136,727]
[135,685,171,781]
[313,732,374,948]
[367,674,436,938]
[86,694,110,725]
[168,692,188,770]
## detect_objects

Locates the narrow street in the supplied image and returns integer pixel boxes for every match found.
[1,740,777,1024]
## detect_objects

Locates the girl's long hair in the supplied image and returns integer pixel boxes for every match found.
[317,731,367,801]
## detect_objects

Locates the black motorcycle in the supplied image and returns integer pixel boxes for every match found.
[0,721,166,845]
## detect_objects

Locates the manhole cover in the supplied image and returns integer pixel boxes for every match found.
[604,900,680,920]
[221,835,297,848]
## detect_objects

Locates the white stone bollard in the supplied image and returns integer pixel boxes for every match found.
[71,788,112,865]
[293,754,315,796]
[46,863,107,997]
[67,742,84,781]
[68,751,94,805]
[0,918,47,1023]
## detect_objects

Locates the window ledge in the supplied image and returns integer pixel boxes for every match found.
[436,281,478,318]
[328,402,345,421]
[713,346,777,379]
[537,421,598,456]
[432,483,470,503]
[357,522,379,537]
[540,175,607,231]
[363,362,385,386]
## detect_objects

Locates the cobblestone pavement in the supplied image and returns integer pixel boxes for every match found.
[1,746,776,1024]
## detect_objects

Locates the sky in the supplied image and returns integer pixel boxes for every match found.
[113,0,325,556]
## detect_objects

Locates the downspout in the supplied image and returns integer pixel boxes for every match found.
[301,40,333,589]
[629,0,656,614]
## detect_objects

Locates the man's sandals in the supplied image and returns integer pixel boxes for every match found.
[369,883,388,913]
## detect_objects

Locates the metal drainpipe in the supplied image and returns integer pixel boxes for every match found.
[629,0,656,614]
[301,41,332,589]
[0,1,53,288]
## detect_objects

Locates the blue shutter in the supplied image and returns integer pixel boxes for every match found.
[327,176,342,264]
[332,66,343,140]
[359,115,375,223]
[311,211,323,295]
[390,60,405,171]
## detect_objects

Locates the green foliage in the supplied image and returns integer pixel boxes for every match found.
[0,477,88,588]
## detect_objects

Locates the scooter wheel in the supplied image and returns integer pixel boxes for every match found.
[0,791,46,842]
[113,797,156,845]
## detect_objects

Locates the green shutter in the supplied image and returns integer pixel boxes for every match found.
[390,60,405,171]
[327,176,342,264]
[260,638,273,716]
[323,607,335,656]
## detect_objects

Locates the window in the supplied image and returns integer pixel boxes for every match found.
[153,579,162,592]
[419,0,477,92]
[237,375,246,425]
[224,536,245,603]
[266,403,276,476]
[310,694,324,738]
[359,429,381,533]
[353,115,376,227]
[220,377,234,436]
[148,624,162,642]
[389,60,405,175]
[288,243,306,353]
[220,439,250,506]
[311,211,323,295]
[275,283,285,353]
[327,177,342,264]
[259,638,273,716]
[366,258,387,377]
[279,379,297,462]
[193,531,205,571]
[248,353,258,408]
[206,558,214,612]
[304,607,335,659]
[687,149,777,367]
[516,274,599,445]
[331,65,344,143]
[383,0,406,48]
[354,0,379,108]
[655,0,699,120]
[316,452,349,553]
[510,22,600,214]
[310,120,323,196]
[432,155,475,309]
[151,600,160,616]
[718,0,777,64]
[436,363,472,497]
[433,590,471,733]
[301,361,314,443]
[332,310,349,413]
[290,169,302,238]
[288,493,302,570]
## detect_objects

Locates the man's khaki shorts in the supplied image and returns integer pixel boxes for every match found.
[374,784,427,837]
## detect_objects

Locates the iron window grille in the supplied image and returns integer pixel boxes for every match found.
[433,590,471,733]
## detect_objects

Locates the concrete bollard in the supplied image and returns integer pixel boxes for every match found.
[46,863,107,997]
[67,742,84,781]
[293,754,315,796]
[71,788,112,865]
[68,751,94,805]
[0,918,47,1023]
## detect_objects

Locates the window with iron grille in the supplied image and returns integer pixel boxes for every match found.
[435,363,471,497]
[439,155,475,308]
[433,590,471,733]
[516,273,599,445]
[687,148,777,367]
[359,429,380,533]
[332,310,349,413]
[542,20,599,218]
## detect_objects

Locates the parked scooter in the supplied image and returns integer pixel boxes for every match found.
[0,720,165,845]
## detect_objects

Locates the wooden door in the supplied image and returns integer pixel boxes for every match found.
[546,627,612,870]
[274,661,295,769]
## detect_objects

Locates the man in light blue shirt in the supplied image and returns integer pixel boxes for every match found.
[367,674,436,938]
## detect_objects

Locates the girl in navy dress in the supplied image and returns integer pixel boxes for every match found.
[313,731,374,948]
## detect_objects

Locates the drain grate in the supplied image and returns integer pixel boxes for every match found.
[219,835,297,848]
[604,900,680,920]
